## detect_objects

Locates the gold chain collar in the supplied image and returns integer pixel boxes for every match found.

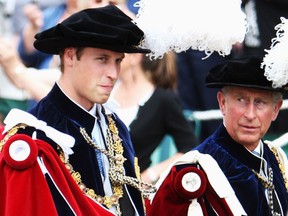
[68,114,156,216]
[252,167,280,215]
[252,145,288,216]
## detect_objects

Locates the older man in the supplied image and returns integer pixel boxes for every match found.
[147,57,288,216]
[196,57,288,215]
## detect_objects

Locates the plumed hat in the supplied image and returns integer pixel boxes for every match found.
[261,17,288,89]
[34,5,150,54]
[205,57,283,92]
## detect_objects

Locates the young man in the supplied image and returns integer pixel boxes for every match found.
[147,57,288,216]
[0,5,153,216]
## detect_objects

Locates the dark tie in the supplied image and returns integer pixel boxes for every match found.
[119,188,135,216]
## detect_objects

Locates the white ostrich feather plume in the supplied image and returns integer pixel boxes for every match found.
[261,17,288,88]
[133,0,247,59]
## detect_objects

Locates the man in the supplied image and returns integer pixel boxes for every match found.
[196,57,288,215]
[147,57,288,215]
[0,5,153,216]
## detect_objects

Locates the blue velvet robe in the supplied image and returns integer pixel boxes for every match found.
[28,84,145,216]
[194,124,288,216]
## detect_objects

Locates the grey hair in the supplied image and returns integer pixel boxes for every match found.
[221,86,283,104]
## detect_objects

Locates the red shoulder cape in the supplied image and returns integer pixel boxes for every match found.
[0,128,114,216]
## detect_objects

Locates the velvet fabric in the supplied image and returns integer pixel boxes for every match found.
[146,165,235,216]
[128,88,196,171]
[28,83,145,215]
[205,57,284,92]
[0,132,114,216]
[194,124,288,216]
[34,5,150,54]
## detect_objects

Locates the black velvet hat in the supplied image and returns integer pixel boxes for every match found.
[33,5,150,54]
[205,57,283,92]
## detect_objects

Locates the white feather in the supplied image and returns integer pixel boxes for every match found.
[133,0,247,59]
[261,17,288,88]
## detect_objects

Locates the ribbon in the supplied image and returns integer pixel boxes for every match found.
[151,150,247,216]
[3,108,74,161]
[188,199,204,216]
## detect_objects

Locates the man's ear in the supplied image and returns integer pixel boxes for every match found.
[272,99,283,121]
[217,91,226,116]
[63,48,75,66]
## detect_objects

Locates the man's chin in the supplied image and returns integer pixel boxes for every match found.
[96,96,110,104]
[238,136,260,150]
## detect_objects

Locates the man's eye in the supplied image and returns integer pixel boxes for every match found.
[97,57,107,62]
[116,58,123,64]
[237,98,245,102]
[236,97,249,106]
[254,100,267,109]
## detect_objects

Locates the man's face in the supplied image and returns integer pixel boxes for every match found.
[217,86,282,150]
[60,47,124,110]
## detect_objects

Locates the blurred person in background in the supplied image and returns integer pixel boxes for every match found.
[0,0,65,124]
[107,52,198,184]
[11,0,66,36]
[18,0,91,69]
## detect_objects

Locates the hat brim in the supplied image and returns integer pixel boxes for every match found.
[34,38,151,55]
[206,82,283,92]
[33,6,151,55]
[205,57,286,92]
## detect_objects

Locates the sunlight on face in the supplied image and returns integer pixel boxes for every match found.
[218,86,282,150]
[61,47,124,110]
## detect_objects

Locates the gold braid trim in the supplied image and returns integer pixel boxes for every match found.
[134,157,141,181]
[134,156,147,215]
[59,156,121,210]
[270,146,288,192]
[0,124,27,152]
[105,114,124,214]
